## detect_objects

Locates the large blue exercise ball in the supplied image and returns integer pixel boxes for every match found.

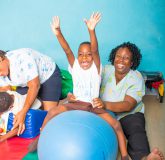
[38,110,118,160]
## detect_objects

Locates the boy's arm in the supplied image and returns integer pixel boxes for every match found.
[84,12,101,73]
[51,16,75,67]
[0,128,18,142]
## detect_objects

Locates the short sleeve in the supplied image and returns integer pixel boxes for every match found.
[101,65,105,81]
[126,76,145,103]
[0,77,9,87]
[68,64,72,74]
[68,59,79,75]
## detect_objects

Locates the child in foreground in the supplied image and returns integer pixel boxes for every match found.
[29,12,128,160]
[0,91,41,142]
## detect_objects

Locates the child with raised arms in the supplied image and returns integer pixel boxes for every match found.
[29,12,128,160]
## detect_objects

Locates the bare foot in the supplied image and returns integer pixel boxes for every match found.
[28,137,39,152]
[146,148,164,160]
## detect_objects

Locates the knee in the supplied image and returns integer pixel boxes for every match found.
[120,113,146,135]
[47,107,59,117]
[130,123,146,134]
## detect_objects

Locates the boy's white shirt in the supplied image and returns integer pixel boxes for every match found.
[68,59,102,104]
[0,91,41,135]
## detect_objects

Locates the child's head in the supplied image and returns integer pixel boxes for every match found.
[0,92,14,114]
[78,42,93,70]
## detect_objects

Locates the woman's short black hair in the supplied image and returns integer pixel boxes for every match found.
[0,92,14,113]
[108,42,142,70]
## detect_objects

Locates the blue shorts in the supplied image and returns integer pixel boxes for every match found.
[16,65,61,102]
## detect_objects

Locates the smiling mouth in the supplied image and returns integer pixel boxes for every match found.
[117,64,125,69]
[81,61,89,66]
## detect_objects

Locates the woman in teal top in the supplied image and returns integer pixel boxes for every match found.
[94,42,164,160]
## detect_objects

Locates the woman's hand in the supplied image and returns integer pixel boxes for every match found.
[67,93,76,103]
[92,98,105,109]
[12,109,26,136]
[12,76,40,136]
[84,12,101,31]
[51,16,61,36]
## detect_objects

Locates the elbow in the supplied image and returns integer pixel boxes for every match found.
[34,83,40,92]
[36,83,40,90]
[124,101,135,112]
[31,81,40,91]
[27,77,41,92]
[104,102,112,110]
[29,84,40,94]
[64,48,71,55]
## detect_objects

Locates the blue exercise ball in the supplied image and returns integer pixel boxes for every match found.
[38,110,118,160]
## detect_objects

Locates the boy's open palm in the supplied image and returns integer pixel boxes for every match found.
[51,16,60,36]
[84,12,101,30]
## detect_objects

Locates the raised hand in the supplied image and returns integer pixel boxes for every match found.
[84,12,101,31]
[51,16,61,36]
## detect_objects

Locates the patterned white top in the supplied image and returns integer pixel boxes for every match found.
[4,48,56,87]
[69,59,102,104]
[100,64,145,120]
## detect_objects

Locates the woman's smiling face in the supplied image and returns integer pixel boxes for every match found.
[114,47,133,75]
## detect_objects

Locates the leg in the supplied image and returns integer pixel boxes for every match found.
[38,65,62,111]
[28,136,40,152]
[28,105,67,152]
[41,105,68,129]
[98,113,128,159]
[0,128,18,142]
[42,101,59,111]
[120,112,150,160]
